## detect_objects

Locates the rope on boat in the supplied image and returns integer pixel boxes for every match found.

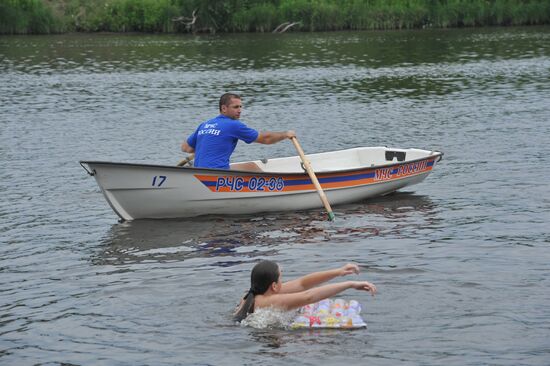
[79,162,95,176]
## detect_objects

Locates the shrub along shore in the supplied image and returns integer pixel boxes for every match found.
[1,0,550,35]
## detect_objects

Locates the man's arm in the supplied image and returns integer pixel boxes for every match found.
[181,141,195,153]
[255,130,296,145]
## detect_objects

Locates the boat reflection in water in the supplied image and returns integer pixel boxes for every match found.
[92,192,437,266]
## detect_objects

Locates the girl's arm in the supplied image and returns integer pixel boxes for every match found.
[280,263,360,294]
[257,281,376,311]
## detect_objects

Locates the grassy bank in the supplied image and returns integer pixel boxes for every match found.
[1,0,550,34]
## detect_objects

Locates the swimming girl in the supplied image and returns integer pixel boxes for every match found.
[234,260,377,322]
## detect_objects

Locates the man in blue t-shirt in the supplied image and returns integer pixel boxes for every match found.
[181,93,296,170]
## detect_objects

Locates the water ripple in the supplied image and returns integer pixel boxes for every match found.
[1,28,549,366]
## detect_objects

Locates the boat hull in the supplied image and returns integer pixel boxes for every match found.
[81,147,442,220]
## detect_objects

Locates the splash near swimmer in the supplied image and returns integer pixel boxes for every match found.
[291,299,367,329]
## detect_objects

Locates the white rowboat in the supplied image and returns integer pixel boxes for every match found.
[80,146,443,221]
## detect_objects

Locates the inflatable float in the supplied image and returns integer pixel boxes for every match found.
[290,299,367,329]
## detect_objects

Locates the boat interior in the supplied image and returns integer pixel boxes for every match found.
[229,146,440,173]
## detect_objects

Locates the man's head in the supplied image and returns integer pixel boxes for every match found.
[219,93,242,120]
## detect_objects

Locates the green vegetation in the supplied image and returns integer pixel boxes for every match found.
[1,0,549,34]
[0,0,60,33]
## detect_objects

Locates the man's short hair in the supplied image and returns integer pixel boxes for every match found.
[219,93,241,112]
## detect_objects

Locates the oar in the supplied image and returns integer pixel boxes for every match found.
[177,153,195,167]
[290,137,335,221]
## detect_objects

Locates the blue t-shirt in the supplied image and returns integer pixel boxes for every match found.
[187,115,259,169]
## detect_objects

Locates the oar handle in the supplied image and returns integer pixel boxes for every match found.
[291,137,335,221]
[177,153,195,167]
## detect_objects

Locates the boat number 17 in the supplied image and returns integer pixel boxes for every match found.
[152,175,167,187]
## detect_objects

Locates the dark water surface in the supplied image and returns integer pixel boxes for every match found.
[1,27,549,365]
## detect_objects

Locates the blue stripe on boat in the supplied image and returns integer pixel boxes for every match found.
[285,172,377,186]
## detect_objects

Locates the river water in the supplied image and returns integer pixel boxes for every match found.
[1,27,549,365]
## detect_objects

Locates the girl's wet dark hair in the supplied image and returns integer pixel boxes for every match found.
[234,260,279,322]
